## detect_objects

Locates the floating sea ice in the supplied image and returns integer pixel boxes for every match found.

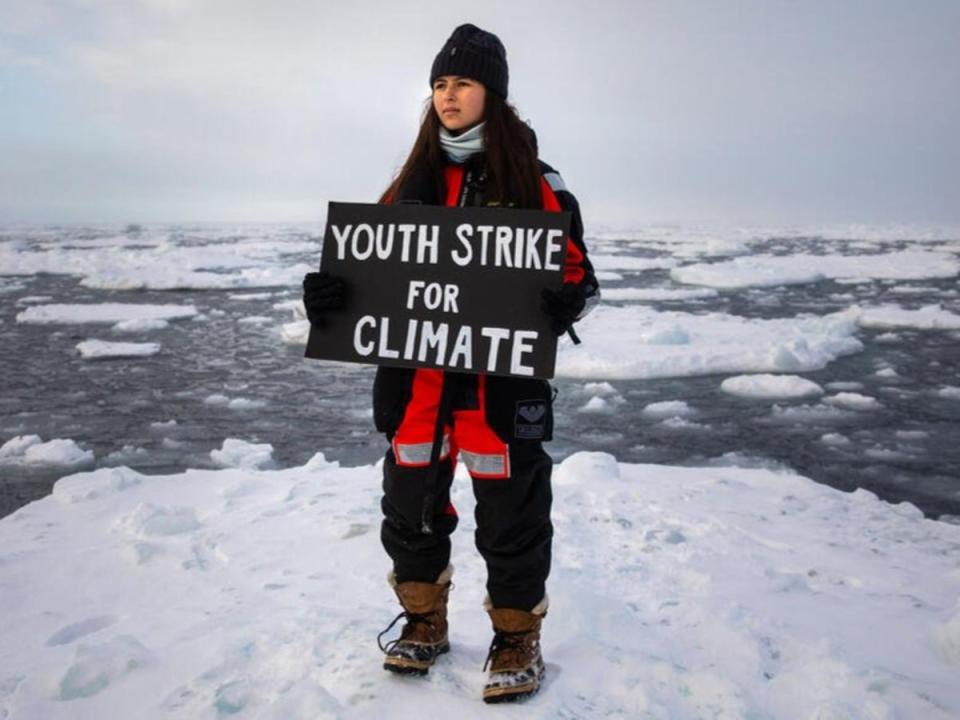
[642,400,696,419]
[237,315,272,325]
[601,287,719,301]
[769,404,858,424]
[896,430,929,440]
[17,303,197,325]
[225,398,266,410]
[210,438,274,470]
[825,381,864,391]
[937,386,960,400]
[820,433,851,446]
[591,254,678,272]
[578,396,624,414]
[856,303,960,330]
[229,292,277,301]
[205,395,266,410]
[113,318,169,332]
[582,381,620,397]
[865,445,912,461]
[874,332,901,343]
[823,393,883,411]
[76,340,160,359]
[595,270,623,281]
[282,319,310,345]
[0,434,44,459]
[0,435,94,467]
[271,299,303,312]
[705,451,794,472]
[873,367,900,379]
[660,416,709,430]
[203,393,267,410]
[556,304,863,380]
[671,250,959,289]
[720,374,824,400]
[105,445,149,464]
[889,285,940,295]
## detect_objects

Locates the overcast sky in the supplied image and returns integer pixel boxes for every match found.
[2,0,959,226]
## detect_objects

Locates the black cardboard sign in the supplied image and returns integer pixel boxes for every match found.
[305,202,571,378]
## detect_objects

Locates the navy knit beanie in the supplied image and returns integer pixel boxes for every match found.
[430,23,508,98]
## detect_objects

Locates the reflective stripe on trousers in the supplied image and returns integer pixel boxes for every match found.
[394,435,451,466]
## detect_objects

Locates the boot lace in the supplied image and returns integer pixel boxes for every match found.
[483,630,528,672]
[377,611,437,655]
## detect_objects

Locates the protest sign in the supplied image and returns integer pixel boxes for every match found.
[305,202,571,378]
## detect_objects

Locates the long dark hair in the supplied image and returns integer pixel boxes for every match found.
[380,91,542,209]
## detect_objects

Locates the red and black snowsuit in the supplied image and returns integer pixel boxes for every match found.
[376,152,598,611]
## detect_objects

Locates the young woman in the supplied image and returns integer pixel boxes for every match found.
[303,23,598,703]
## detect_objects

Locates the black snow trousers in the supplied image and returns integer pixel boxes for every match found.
[377,368,554,611]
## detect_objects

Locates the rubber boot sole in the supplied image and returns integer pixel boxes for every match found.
[383,641,450,676]
[483,657,545,704]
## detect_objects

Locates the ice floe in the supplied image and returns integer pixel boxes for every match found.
[76,340,161,359]
[642,400,696,419]
[17,303,197,326]
[557,305,862,380]
[720,374,824,400]
[855,304,960,330]
[210,439,275,470]
[1,453,957,717]
[671,250,958,289]
[600,287,720,301]
[0,229,316,290]
[823,393,883,411]
[0,435,94,468]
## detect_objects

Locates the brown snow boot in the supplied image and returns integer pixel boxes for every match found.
[378,566,452,676]
[482,600,547,703]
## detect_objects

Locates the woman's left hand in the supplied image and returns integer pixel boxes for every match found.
[540,283,586,336]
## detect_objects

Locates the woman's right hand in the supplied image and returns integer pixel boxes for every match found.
[302,271,347,325]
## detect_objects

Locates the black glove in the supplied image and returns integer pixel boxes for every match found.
[540,282,586,337]
[302,271,346,325]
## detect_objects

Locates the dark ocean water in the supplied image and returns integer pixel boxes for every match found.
[2,227,959,520]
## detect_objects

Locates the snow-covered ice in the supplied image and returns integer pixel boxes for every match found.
[856,303,960,330]
[76,340,161,359]
[210,438,274,470]
[823,393,883,411]
[203,395,267,411]
[113,318,170,333]
[590,254,678,272]
[671,250,959,289]
[0,229,316,290]
[1,454,958,718]
[557,305,862,380]
[17,303,198,326]
[0,435,94,468]
[642,400,696,419]
[720,374,824,400]
[601,287,720,302]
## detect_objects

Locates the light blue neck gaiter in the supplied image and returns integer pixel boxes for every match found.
[439,122,485,163]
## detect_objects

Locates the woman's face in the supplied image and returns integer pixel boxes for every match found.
[432,75,486,133]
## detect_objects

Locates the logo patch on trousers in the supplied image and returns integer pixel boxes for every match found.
[515,400,547,439]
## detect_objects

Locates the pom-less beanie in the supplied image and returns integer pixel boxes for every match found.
[430,23,508,99]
